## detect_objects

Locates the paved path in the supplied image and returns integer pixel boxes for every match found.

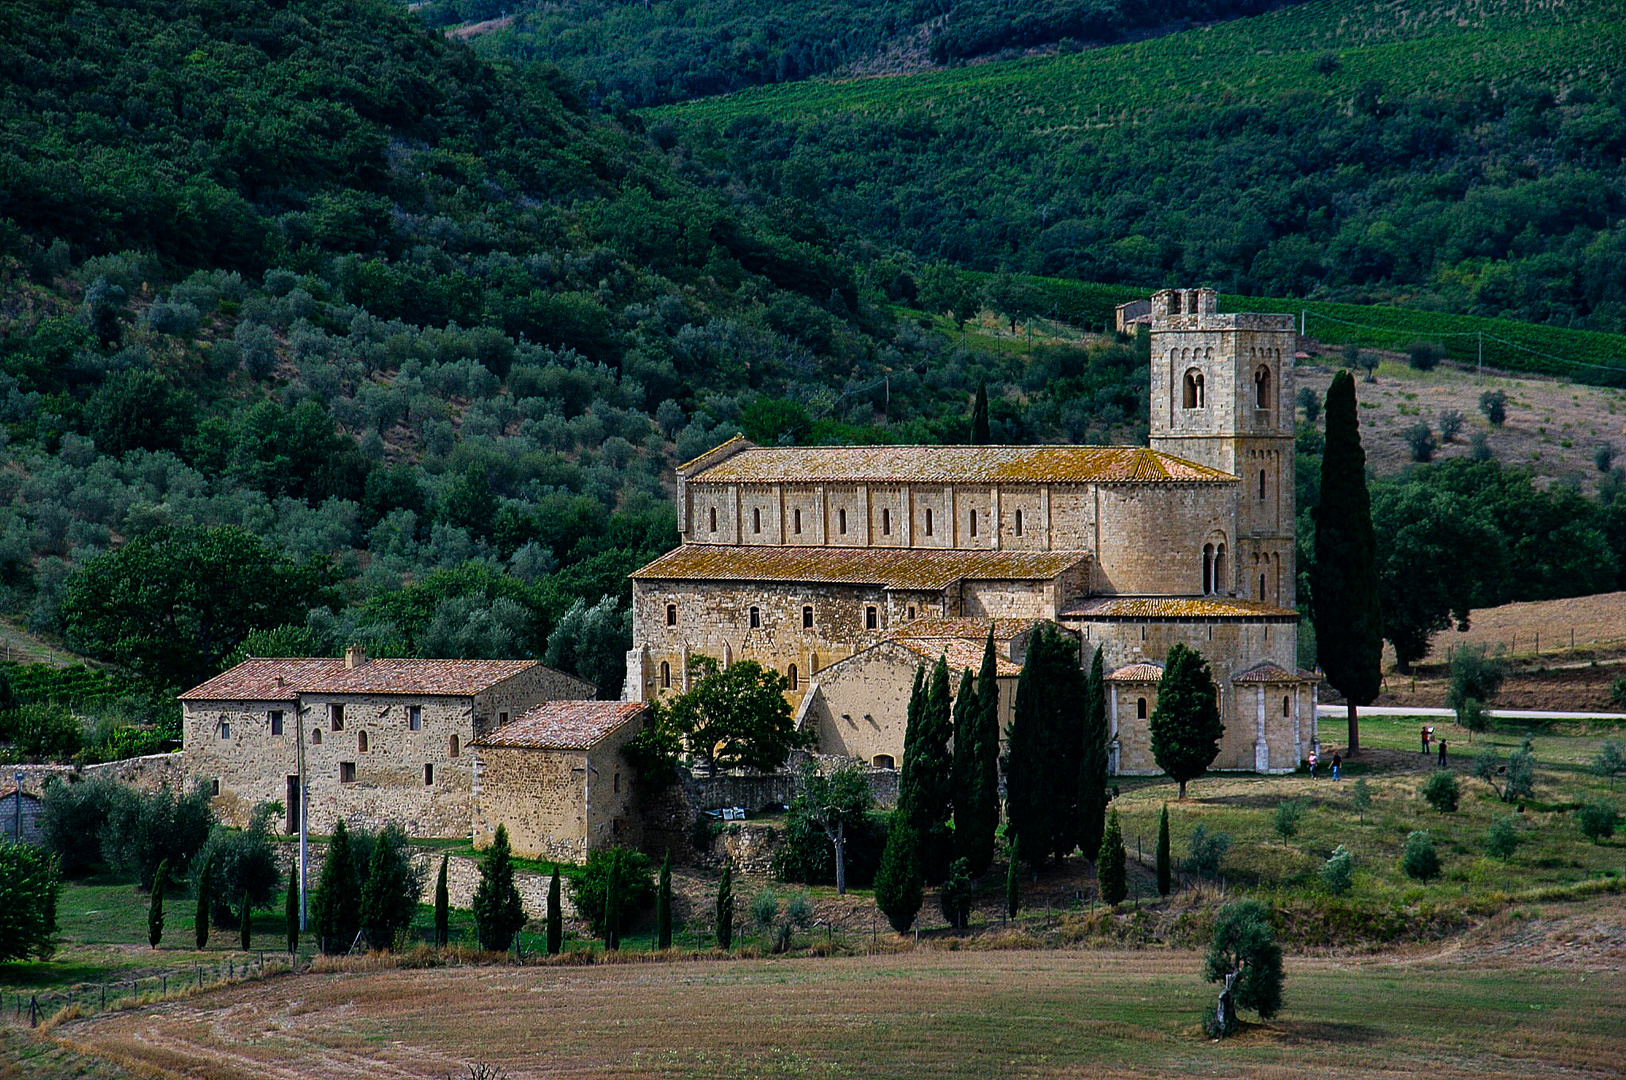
[1316,705,1626,721]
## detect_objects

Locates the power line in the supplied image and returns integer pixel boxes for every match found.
[1305,311,1626,375]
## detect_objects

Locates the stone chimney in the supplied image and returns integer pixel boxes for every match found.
[344,645,367,669]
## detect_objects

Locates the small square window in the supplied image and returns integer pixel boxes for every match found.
[499,711,509,727]
[749,607,761,629]
[330,703,344,731]
[269,710,284,736]
[220,721,231,740]
[667,603,678,626]
[340,762,356,784]
[210,778,220,797]
[865,606,878,630]
[802,605,813,629]
[424,763,434,786]
[407,705,421,731]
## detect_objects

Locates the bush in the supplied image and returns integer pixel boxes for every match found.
[1460,697,1490,736]
[1594,739,1626,784]
[193,803,281,927]
[0,842,61,960]
[1479,389,1507,426]
[1319,845,1354,895]
[1403,422,1436,463]
[750,886,779,932]
[939,857,973,930]
[1504,741,1536,803]
[1437,409,1465,442]
[1577,799,1618,844]
[1421,770,1460,813]
[37,777,118,876]
[102,782,215,886]
[0,703,83,760]
[570,846,656,937]
[1296,386,1321,423]
[1447,651,1504,719]
[1187,824,1231,877]
[1401,830,1440,881]
[1596,443,1615,472]
[1485,815,1520,860]
[1611,679,1626,711]
[1272,799,1306,839]
[1406,340,1442,371]
[773,764,882,887]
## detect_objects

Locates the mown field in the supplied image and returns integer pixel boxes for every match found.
[46,940,1626,1079]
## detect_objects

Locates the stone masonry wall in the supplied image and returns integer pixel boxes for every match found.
[10,751,186,798]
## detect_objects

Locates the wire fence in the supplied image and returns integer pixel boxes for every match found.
[4,951,291,1029]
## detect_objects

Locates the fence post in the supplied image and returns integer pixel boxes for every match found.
[29,995,37,1028]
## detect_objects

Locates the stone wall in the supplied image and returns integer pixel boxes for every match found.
[9,751,186,797]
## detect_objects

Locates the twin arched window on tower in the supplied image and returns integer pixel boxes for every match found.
[1182,368,1205,409]
[1202,541,1227,595]
[1254,365,1272,409]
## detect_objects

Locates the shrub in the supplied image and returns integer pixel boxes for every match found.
[1611,679,1626,711]
[716,862,735,950]
[1351,778,1371,822]
[570,846,655,938]
[750,886,779,932]
[1504,742,1536,803]
[1187,824,1231,877]
[1460,697,1490,736]
[1469,431,1494,461]
[1596,443,1615,472]
[1479,389,1507,425]
[1403,422,1436,462]
[1296,386,1321,422]
[0,703,83,760]
[193,803,281,927]
[1406,340,1442,371]
[1448,651,1504,719]
[357,825,423,950]
[1594,739,1626,785]
[1319,845,1354,896]
[1421,771,1460,813]
[1577,800,1618,844]
[939,857,973,930]
[1401,831,1440,882]
[1097,810,1127,905]
[773,764,882,887]
[102,781,215,886]
[1485,815,1520,860]
[37,776,118,876]
[1437,409,1465,442]
[0,842,61,960]
[1272,799,1306,839]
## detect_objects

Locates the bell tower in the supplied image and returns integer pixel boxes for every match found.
[1148,288,1298,606]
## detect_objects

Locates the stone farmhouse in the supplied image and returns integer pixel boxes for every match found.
[181,647,594,837]
[628,287,1320,775]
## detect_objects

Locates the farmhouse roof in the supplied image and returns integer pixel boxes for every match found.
[1232,662,1323,683]
[892,637,1023,677]
[631,545,1090,591]
[472,700,646,751]
[889,617,1037,641]
[1106,662,1165,682]
[178,657,556,701]
[680,439,1237,485]
[1061,597,1298,620]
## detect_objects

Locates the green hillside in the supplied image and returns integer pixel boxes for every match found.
[656,0,1626,333]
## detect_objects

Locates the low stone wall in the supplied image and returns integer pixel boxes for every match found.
[9,751,186,797]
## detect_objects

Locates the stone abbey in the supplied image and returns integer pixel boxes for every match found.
[628,288,1321,775]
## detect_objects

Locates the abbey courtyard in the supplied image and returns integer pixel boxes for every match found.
[178,288,1325,857]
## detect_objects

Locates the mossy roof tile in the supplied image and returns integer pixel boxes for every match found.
[686,443,1236,484]
[631,545,1090,590]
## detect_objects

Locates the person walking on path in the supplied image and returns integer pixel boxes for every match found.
[1308,749,1319,779]
[1437,740,1448,769]
[1331,752,1342,781]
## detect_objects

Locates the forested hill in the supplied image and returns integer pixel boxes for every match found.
[656,0,1626,333]
[0,0,1155,721]
[417,0,1295,109]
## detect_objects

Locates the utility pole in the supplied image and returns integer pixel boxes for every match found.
[296,705,308,931]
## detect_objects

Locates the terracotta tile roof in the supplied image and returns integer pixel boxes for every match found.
[1231,662,1308,683]
[0,787,39,803]
[1061,597,1299,619]
[179,658,563,701]
[631,545,1090,591]
[1106,662,1165,682]
[685,441,1236,485]
[894,638,1023,677]
[890,617,1036,641]
[473,701,647,750]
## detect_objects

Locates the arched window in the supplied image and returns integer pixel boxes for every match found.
[660,661,671,689]
[1014,509,1024,536]
[1183,369,1205,409]
[1259,573,1267,599]
[838,508,847,535]
[752,507,761,534]
[749,606,761,629]
[873,754,896,769]
[794,508,802,534]
[969,509,977,537]
[788,664,798,691]
[924,508,934,536]
[881,507,891,535]
[449,734,460,758]
[1202,543,1215,595]
[358,731,368,753]
[1254,365,1271,408]
[666,603,677,626]
[1136,697,1147,719]
[311,728,322,745]
[708,506,717,532]
[1215,543,1227,592]
[1259,469,1267,501]
[1283,695,1291,717]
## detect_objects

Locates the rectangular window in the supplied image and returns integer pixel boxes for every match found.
[924,508,934,536]
[794,508,802,534]
[340,762,356,784]
[269,710,284,736]
[749,607,761,629]
[907,606,916,620]
[865,606,878,630]
[667,603,678,626]
[753,507,761,533]
[499,711,509,727]
[838,508,847,535]
[424,763,434,786]
[802,605,813,629]
[210,778,220,796]
[970,509,977,537]
[882,507,891,535]
[220,721,230,740]
[407,705,421,731]
[1015,509,1023,536]
[330,703,344,731]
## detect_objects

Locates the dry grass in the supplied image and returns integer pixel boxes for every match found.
[52,945,1626,1079]
[1420,592,1626,664]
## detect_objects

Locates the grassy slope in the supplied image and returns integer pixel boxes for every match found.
[52,946,1626,1078]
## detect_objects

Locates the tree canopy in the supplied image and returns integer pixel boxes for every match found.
[653,656,812,775]
[1149,643,1224,799]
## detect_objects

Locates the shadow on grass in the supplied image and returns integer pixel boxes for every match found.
[0,961,111,988]
[1280,1019,1385,1045]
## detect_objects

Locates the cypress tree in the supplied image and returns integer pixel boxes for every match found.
[1006,625,1086,863]
[471,824,525,953]
[1098,810,1127,906]
[1311,369,1383,755]
[955,630,1002,876]
[1149,643,1224,799]
[1156,804,1172,897]
[546,865,563,955]
[1078,646,1109,861]
[284,868,299,956]
[240,889,252,951]
[313,820,360,954]
[971,380,991,444]
[1004,836,1020,919]
[194,855,211,950]
[656,850,673,951]
[434,855,450,948]
[899,658,954,883]
[602,856,619,950]
[716,862,734,951]
[873,813,923,933]
[148,859,166,949]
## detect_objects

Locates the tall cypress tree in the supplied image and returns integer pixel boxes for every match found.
[284,868,299,956]
[313,820,360,954]
[546,865,563,956]
[194,855,211,950]
[434,855,450,948]
[602,857,619,950]
[1156,803,1172,897]
[955,630,1002,877]
[909,655,956,882]
[1077,646,1109,862]
[1150,643,1225,799]
[1311,369,1383,755]
[1004,835,1021,918]
[656,850,673,951]
[148,859,166,949]
[1007,625,1085,863]
[1098,811,1127,905]
[971,380,992,443]
[715,862,734,951]
[239,889,252,951]
[1005,633,1046,865]
[874,813,923,933]
[472,824,525,953]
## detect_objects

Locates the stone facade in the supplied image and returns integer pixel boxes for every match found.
[627,288,1319,778]
[181,653,595,837]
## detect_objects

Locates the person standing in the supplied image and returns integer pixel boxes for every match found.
[1421,726,1430,754]
[1331,752,1342,781]
[1437,740,1447,769]
[1308,749,1319,779]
